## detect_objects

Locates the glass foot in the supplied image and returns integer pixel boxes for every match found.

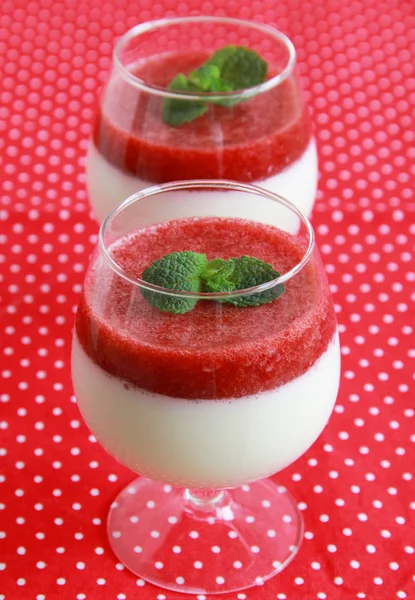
[107,477,303,595]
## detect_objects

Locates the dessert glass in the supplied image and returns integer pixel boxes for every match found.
[87,16,317,222]
[72,180,340,594]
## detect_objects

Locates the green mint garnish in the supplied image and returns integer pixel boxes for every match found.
[201,257,235,282]
[141,251,208,314]
[206,256,285,307]
[162,74,208,127]
[162,46,268,127]
[141,252,284,314]
[188,64,232,93]
[205,46,268,96]
[200,258,237,294]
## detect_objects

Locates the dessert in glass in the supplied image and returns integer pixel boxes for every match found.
[71,180,340,594]
[87,16,317,223]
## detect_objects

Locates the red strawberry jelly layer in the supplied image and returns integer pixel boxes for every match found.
[76,218,336,400]
[93,50,311,183]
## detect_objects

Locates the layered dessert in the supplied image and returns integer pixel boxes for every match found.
[72,216,339,488]
[88,50,317,222]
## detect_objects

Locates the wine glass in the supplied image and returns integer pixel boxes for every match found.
[87,16,317,222]
[71,180,340,594]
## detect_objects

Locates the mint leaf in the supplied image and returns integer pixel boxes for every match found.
[201,258,236,293]
[141,251,208,314]
[206,46,267,106]
[140,252,284,313]
[162,74,208,127]
[203,256,284,307]
[188,64,231,92]
[203,278,236,293]
[217,256,284,307]
[201,258,235,282]
[162,45,268,126]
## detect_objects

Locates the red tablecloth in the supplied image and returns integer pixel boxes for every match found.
[1,1,415,599]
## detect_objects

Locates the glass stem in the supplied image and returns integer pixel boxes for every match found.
[184,488,234,522]
[184,488,225,509]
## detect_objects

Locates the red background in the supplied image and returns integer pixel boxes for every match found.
[1,1,415,599]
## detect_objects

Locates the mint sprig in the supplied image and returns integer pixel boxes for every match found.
[141,251,284,314]
[162,46,268,127]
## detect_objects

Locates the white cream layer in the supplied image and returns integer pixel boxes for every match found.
[86,138,318,223]
[72,331,339,489]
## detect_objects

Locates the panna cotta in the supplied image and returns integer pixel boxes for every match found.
[72,216,339,489]
[87,51,317,222]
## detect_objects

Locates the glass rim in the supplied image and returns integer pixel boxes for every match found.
[98,180,315,301]
[113,16,296,101]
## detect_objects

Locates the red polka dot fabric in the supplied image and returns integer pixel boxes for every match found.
[1,1,415,599]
